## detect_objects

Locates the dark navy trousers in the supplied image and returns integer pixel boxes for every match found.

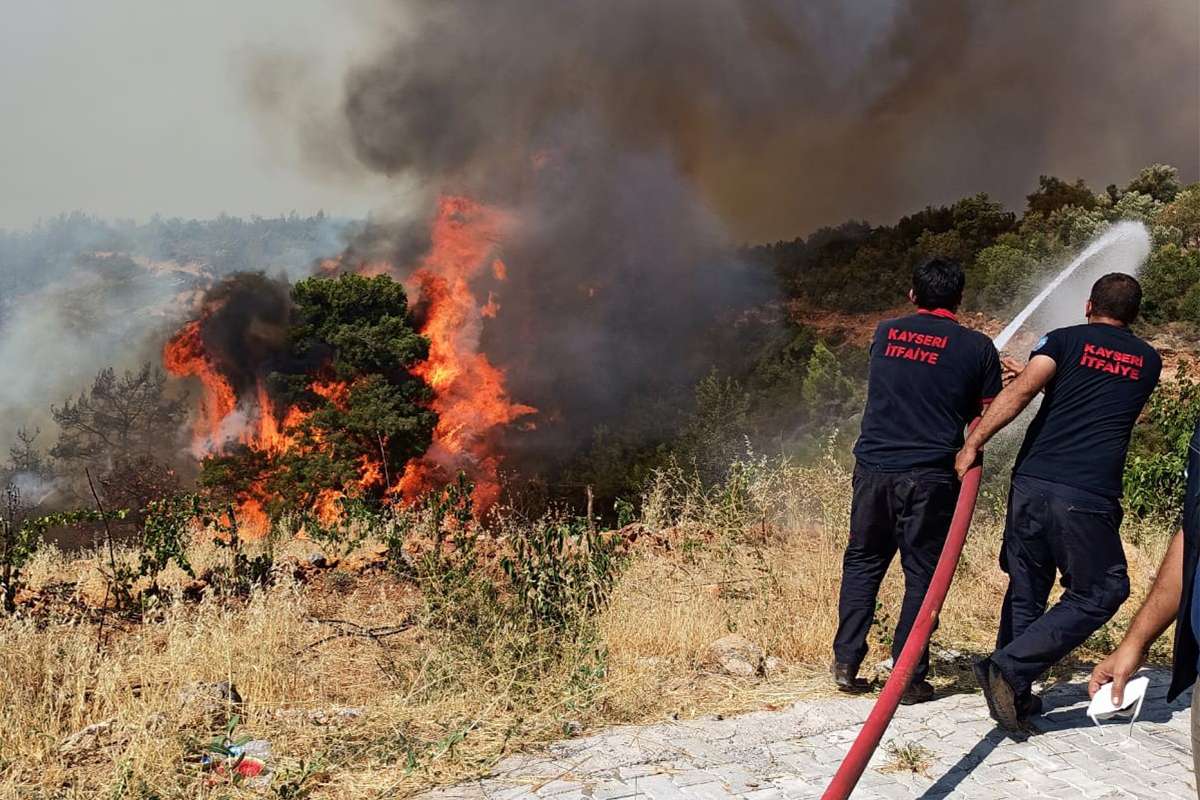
[991,474,1130,696]
[834,464,959,683]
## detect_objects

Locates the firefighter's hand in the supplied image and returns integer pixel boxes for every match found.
[1088,642,1145,706]
[954,444,979,480]
[1001,356,1025,386]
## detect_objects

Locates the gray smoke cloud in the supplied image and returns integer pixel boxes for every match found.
[247,0,1198,465]
[0,253,193,449]
[285,0,1200,240]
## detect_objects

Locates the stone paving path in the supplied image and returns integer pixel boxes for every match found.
[421,670,1196,799]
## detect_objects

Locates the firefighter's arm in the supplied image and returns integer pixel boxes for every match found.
[1089,530,1184,705]
[954,354,1056,478]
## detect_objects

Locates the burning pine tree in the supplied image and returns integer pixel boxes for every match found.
[167,273,436,531]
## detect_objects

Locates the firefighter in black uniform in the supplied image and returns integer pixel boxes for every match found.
[833,257,1003,704]
[955,272,1162,730]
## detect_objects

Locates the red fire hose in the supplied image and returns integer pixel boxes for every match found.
[820,434,985,800]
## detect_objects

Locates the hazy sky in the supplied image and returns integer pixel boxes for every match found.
[0,0,396,230]
[2,2,1196,237]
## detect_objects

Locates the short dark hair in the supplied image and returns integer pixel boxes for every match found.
[912,257,965,311]
[1089,273,1142,324]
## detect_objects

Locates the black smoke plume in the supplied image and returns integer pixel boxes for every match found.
[322,0,1198,239]
[187,273,295,406]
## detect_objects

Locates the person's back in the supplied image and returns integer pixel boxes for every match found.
[1014,322,1161,498]
[833,257,1001,703]
[855,310,1001,472]
[956,272,1162,730]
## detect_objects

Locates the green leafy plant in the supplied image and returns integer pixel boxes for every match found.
[203,504,275,596]
[0,485,39,612]
[415,473,479,577]
[502,516,621,628]
[137,494,202,580]
[409,474,491,633]
[613,497,636,528]
[1125,375,1200,520]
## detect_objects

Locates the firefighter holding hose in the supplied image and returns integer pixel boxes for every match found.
[955,272,1161,730]
[832,257,1003,704]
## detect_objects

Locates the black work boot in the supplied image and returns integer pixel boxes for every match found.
[900,679,935,705]
[972,658,999,720]
[1018,693,1043,720]
[831,661,872,693]
[973,657,1021,731]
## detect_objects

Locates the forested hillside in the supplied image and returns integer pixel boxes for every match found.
[755,166,1197,320]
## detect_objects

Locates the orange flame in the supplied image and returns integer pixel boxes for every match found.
[162,320,237,454]
[397,196,535,509]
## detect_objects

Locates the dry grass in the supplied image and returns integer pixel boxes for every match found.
[0,454,1177,798]
[880,741,936,776]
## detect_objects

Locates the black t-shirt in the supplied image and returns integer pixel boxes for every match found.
[854,310,1003,471]
[1013,322,1161,498]
[1168,420,1200,701]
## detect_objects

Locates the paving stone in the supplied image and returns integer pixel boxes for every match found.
[415,668,1193,800]
[677,782,738,800]
[707,763,767,793]
[579,780,641,800]
[535,780,588,797]
[622,773,686,800]
[739,788,784,800]
[658,767,720,787]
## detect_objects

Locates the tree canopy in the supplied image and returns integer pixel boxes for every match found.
[203,273,437,515]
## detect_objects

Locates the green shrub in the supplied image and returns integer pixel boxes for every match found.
[1140,244,1200,323]
[674,370,752,486]
[1159,185,1200,248]
[1125,376,1200,519]
[138,494,202,579]
[801,342,859,422]
[972,243,1038,314]
[0,485,39,612]
[502,516,621,629]
[1125,164,1181,204]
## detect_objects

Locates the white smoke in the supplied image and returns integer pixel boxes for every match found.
[0,256,190,448]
